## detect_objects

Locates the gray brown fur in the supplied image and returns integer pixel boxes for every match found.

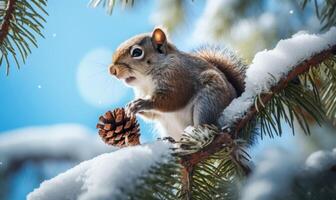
[193,46,246,96]
[109,28,246,139]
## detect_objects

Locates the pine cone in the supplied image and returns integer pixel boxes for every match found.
[96,108,140,147]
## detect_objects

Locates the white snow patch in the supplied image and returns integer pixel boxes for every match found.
[27,141,172,200]
[241,147,299,200]
[192,0,235,44]
[241,147,336,200]
[192,1,277,46]
[230,12,276,42]
[0,2,5,9]
[305,149,336,173]
[219,27,336,126]
[0,124,113,166]
[242,180,272,200]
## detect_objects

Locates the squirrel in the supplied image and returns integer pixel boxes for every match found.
[109,28,246,140]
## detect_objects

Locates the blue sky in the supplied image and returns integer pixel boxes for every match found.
[0,0,160,141]
[0,0,208,143]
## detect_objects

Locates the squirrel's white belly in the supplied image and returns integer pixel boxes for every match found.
[133,84,194,140]
[154,100,195,140]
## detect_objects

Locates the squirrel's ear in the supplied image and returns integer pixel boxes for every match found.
[151,28,167,54]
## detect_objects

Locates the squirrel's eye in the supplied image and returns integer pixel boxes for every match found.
[130,45,144,59]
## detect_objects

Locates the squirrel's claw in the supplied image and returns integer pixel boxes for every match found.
[126,98,153,117]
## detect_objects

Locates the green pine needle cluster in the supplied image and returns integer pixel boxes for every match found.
[320,56,336,125]
[120,127,248,200]
[190,148,245,200]
[174,125,219,156]
[249,56,336,141]
[88,0,134,15]
[122,155,182,200]
[0,0,47,75]
[302,0,336,30]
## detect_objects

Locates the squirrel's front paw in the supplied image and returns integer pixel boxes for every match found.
[126,99,153,116]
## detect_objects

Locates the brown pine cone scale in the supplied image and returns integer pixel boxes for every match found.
[97,108,140,147]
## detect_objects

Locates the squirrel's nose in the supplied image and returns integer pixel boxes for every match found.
[109,65,118,76]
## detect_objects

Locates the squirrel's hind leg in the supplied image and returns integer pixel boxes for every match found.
[193,70,236,126]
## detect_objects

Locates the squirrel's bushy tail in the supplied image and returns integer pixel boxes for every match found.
[194,46,246,96]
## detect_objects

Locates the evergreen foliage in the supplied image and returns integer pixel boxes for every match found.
[188,148,244,200]
[320,56,336,125]
[0,0,47,75]
[88,0,134,15]
[118,126,248,200]
[302,0,336,30]
[123,155,182,200]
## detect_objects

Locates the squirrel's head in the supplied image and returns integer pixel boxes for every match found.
[109,28,176,86]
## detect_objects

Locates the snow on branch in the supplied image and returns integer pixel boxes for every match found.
[181,27,336,167]
[0,124,113,170]
[0,0,47,74]
[219,27,336,126]
[27,141,172,200]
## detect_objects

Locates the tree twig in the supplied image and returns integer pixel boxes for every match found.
[179,44,336,198]
[234,45,336,134]
[0,0,15,44]
[180,160,194,200]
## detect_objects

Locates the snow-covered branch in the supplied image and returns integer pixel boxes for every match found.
[181,27,336,169]
[219,27,336,127]
[27,141,172,200]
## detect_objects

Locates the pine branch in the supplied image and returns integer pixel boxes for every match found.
[0,0,15,44]
[180,161,193,199]
[302,0,336,30]
[188,146,245,199]
[88,0,134,15]
[235,49,335,134]
[123,156,182,200]
[181,44,336,167]
[320,57,336,125]
[0,0,47,75]
[176,126,249,199]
